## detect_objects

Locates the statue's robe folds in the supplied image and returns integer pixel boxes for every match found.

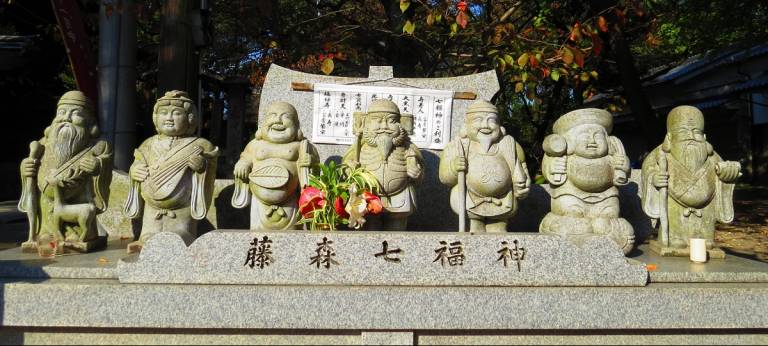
[641,146,734,243]
[343,142,424,216]
[231,139,317,230]
[439,136,529,220]
[124,136,218,244]
[19,139,112,242]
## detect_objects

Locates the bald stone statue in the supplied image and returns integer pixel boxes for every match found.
[439,100,530,232]
[540,109,634,254]
[124,91,219,253]
[232,101,319,230]
[342,99,424,231]
[18,91,113,253]
[641,105,740,255]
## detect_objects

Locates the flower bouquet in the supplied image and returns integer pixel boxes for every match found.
[298,161,383,230]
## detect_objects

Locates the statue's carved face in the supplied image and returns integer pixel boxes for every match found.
[155,105,190,136]
[567,124,608,159]
[669,125,705,144]
[264,104,299,144]
[49,104,90,166]
[364,112,400,135]
[466,112,502,143]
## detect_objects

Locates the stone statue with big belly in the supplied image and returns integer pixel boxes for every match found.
[439,100,530,232]
[539,108,634,254]
[231,101,318,230]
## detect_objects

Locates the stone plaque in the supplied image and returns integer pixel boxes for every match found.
[117,230,648,286]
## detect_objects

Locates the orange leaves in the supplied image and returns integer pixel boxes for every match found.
[456,10,469,29]
[560,46,584,68]
[561,47,574,65]
[591,34,603,57]
[598,16,609,33]
[569,22,582,42]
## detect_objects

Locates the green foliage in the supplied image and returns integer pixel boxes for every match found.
[300,161,379,231]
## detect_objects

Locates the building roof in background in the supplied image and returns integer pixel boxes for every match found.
[646,43,768,86]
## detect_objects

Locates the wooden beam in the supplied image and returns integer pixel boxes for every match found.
[291,82,477,100]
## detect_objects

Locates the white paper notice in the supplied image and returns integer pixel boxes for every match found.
[311,83,454,149]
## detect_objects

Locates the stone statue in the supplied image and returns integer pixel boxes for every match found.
[539,108,634,254]
[231,101,318,230]
[123,90,219,253]
[342,99,424,231]
[641,105,740,255]
[18,91,113,253]
[439,100,530,232]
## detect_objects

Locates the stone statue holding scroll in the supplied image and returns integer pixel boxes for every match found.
[641,105,740,253]
[342,99,424,231]
[123,91,219,253]
[540,109,634,254]
[232,101,318,230]
[439,100,530,232]
[18,91,113,253]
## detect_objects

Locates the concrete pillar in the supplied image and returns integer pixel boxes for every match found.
[98,0,137,171]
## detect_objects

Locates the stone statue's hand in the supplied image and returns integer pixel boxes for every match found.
[514,181,530,198]
[297,152,312,168]
[612,155,628,170]
[187,154,206,173]
[130,163,149,182]
[652,172,669,188]
[452,156,467,173]
[716,161,741,183]
[407,157,422,179]
[233,160,251,181]
[78,156,99,175]
[551,156,567,175]
[20,157,39,178]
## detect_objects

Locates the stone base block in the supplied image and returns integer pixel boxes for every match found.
[63,236,108,253]
[649,240,726,259]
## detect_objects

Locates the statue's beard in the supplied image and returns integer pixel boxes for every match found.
[363,127,407,158]
[50,122,86,167]
[472,131,500,153]
[671,140,708,172]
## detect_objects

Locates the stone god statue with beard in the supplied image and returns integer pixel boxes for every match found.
[231,101,318,230]
[539,109,634,254]
[439,100,530,232]
[342,99,424,231]
[18,91,113,253]
[123,91,219,253]
[642,106,740,255]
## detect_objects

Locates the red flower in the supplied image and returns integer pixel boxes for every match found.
[456,0,467,12]
[334,196,349,218]
[362,191,383,215]
[299,186,326,217]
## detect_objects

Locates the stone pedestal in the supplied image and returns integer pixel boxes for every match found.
[649,239,726,259]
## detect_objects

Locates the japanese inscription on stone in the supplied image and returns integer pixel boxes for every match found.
[312,83,454,149]
[433,240,465,267]
[244,235,274,269]
[497,240,526,272]
[374,240,402,263]
[310,237,340,269]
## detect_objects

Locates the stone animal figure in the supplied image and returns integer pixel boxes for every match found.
[48,177,97,243]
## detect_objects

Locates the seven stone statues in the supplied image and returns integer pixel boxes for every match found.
[342,99,424,231]
[439,100,530,232]
[641,105,740,255]
[123,91,219,253]
[18,91,113,253]
[14,86,743,261]
[539,109,635,254]
[232,101,318,230]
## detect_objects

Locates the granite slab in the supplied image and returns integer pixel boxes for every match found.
[116,230,648,286]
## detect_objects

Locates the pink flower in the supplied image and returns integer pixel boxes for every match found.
[299,186,326,218]
[334,196,349,218]
[363,191,383,215]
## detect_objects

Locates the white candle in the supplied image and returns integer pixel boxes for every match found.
[689,238,708,263]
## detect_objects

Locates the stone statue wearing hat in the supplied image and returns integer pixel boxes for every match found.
[641,105,740,256]
[18,91,113,253]
[231,101,319,230]
[540,108,634,254]
[439,100,530,232]
[342,99,424,231]
[123,91,219,253]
